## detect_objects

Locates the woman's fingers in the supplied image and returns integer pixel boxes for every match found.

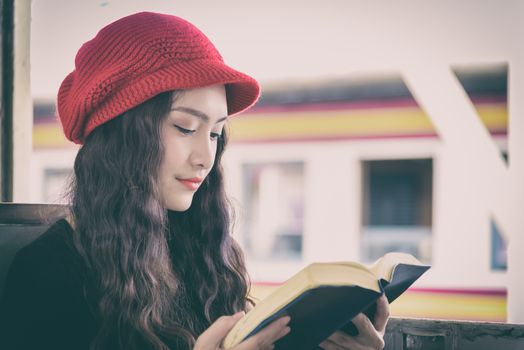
[353,314,377,338]
[194,313,291,350]
[195,312,245,350]
[320,296,390,350]
[323,313,384,350]
[235,316,291,350]
[319,331,361,349]
[353,313,385,350]
[373,296,390,334]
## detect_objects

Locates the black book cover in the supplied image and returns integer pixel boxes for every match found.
[246,285,381,350]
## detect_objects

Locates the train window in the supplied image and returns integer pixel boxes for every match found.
[241,162,304,261]
[31,1,79,203]
[490,219,507,270]
[361,159,432,263]
[42,168,72,203]
[453,64,509,166]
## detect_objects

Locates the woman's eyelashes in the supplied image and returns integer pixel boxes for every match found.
[174,124,195,135]
[174,124,221,141]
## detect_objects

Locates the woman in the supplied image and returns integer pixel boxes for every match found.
[0,12,388,350]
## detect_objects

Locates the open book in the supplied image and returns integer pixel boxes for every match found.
[222,252,430,350]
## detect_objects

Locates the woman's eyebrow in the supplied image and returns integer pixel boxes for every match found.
[171,106,227,123]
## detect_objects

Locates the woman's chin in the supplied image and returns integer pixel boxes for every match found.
[163,198,193,212]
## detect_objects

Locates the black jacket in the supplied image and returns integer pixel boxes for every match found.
[0,219,97,350]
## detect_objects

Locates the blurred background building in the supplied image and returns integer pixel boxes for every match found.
[20,0,524,323]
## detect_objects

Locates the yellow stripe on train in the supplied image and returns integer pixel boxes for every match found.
[249,284,507,323]
[33,103,507,148]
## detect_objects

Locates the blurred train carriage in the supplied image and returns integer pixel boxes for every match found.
[32,66,508,322]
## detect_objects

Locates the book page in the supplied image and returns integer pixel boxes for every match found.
[368,252,425,282]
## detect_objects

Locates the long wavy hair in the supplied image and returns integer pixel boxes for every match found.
[68,90,251,350]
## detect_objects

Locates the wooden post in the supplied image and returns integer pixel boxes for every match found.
[12,0,32,202]
[0,0,14,202]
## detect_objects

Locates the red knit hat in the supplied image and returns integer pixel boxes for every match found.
[57,11,260,144]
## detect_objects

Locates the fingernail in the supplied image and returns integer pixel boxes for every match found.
[280,316,291,326]
[281,326,291,336]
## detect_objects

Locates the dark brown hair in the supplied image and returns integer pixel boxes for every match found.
[69,91,250,350]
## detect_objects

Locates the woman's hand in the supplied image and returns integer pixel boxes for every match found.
[319,295,390,350]
[194,312,291,350]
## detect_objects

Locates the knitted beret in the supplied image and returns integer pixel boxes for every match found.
[57,11,260,144]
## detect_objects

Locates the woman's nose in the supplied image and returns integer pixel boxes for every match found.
[190,134,215,169]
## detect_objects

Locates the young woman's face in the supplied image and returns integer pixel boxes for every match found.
[158,85,228,211]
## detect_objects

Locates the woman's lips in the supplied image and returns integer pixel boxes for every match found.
[177,177,203,191]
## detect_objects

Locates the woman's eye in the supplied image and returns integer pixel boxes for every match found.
[210,132,221,141]
[174,125,195,135]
